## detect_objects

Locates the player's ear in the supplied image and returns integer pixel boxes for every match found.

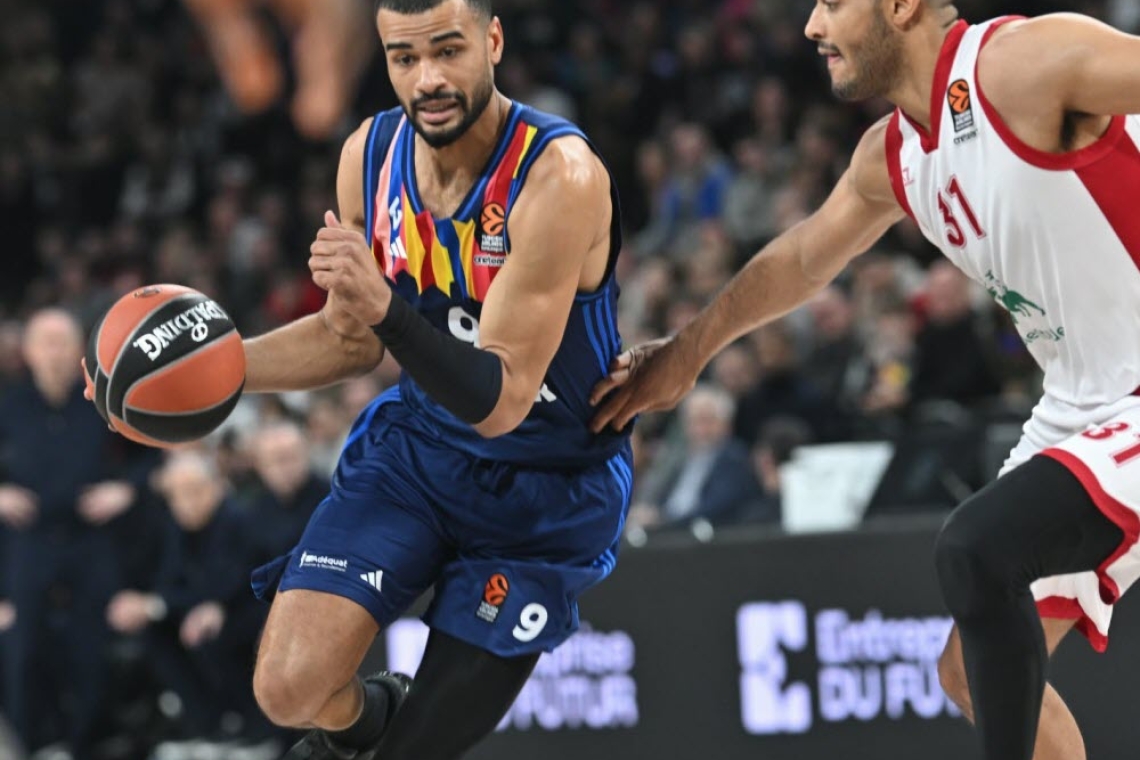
[887,0,924,30]
[487,16,504,65]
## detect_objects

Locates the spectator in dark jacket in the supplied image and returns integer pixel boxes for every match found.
[909,261,1001,409]
[106,451,258,739]
[630,384,763,531]
[0,309,156,759]
[244,420,328,568]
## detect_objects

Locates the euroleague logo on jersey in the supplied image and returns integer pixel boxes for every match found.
[947,79,977,144]
[478,202,507,257]
[477,573,510,623]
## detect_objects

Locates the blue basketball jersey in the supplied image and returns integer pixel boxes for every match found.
[361,102,628,467]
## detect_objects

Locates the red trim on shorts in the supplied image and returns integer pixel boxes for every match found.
[1035,595,1108,653]
[884,112,915,221]
[1038,448,1140,606]
[899,20,968,153]
[974,17,1128,171]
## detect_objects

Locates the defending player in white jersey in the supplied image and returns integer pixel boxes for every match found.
[590,3,1140,760]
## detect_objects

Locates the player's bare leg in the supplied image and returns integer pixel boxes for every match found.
[253,589,381,730]
[939,618,1083,760]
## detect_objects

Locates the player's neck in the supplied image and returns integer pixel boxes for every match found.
[887,22,957,132]
[418,92,511,186]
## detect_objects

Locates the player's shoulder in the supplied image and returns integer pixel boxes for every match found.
[978,14,1101,94]
[339,116,375,175]
[340,107,406,163]
[515,102,584,134]
[848,115,896,207]
[981,13,1098,56]
[516,122,608,207]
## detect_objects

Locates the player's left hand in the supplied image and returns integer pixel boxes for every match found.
[310,210,392,327]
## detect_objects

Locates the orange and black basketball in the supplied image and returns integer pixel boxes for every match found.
[948,79,971,114]
[84,284,245,448]
[480,202,505,237]
[483,573,510,606]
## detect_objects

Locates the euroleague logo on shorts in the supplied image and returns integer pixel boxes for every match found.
[478,202,507,257]
[476,573,510,623]
[947,79,976,140]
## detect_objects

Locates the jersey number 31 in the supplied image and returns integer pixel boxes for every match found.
[937,176,987,248]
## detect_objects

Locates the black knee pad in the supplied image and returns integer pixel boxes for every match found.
[935,512,1012,620]
[935,454,1124,621]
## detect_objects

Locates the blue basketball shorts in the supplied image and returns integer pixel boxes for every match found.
[251,391,633,657]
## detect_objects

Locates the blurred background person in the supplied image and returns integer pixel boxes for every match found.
[244,419,327,569]
[736,320,844,445]
[0,309,155,760]
[630,384,762,533]
[742,416,816,526]
[105,451,266,746]
[908,260,1002,412]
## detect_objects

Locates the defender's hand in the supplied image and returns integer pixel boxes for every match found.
[310,210,391,326]
[589,337,697,432]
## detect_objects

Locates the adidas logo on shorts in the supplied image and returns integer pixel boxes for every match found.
[361,570,384,592]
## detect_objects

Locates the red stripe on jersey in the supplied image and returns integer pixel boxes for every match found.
[899,20,968,154]
[974,17,1127,171]
[484,122,530,210]
[1073,131,1140,272]
[884,112,915,221]
[414,210,438,292]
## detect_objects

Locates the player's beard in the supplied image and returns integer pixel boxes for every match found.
[407,71,495,149]
[831,7,904,102]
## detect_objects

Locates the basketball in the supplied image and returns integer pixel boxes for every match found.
[84,284,245,448]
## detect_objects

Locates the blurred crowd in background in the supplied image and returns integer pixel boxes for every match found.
[1,0,1138,758]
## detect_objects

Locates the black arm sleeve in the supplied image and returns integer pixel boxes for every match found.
[372,293,503,425]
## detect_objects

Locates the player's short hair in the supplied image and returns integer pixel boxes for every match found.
[374,0,492,21]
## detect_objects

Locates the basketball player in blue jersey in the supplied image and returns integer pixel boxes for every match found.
[231,0,628,758]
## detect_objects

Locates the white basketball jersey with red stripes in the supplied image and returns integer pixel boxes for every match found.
[886,17,1140,449]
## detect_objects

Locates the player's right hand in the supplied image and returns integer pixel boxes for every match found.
[589,336,697,432]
